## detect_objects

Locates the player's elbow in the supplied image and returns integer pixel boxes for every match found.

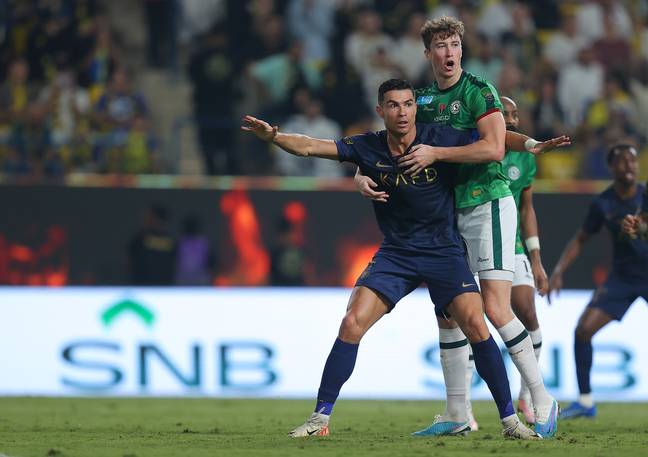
[490,143,505,161]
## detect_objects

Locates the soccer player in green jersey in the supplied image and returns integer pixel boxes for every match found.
[355,16,563,438]
[498,96,549,425]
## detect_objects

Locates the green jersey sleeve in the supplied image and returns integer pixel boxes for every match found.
[465,80,503,123]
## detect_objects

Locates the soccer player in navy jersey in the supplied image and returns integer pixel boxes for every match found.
[242,79,540,440]
[549,145,648,418]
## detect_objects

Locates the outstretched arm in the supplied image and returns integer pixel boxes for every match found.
[505,130,571,155]
[548,229,590,304]
[519,186,548,295]
[241,115,339,159]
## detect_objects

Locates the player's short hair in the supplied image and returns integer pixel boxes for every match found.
[378,79,415,104]
[420,16,465,50]
[607,144,638,165]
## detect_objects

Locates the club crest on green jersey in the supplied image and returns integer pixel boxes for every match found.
[450,100,462,114]
[507,165,520,181]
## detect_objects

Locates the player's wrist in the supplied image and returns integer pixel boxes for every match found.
[525,236,540,252]
[524,138,540,152]
[269,126,279,142]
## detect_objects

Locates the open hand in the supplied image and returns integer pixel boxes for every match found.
[354,173,389,202]
[241,115,277,142]
[528,135,571,155]
[397,144,439,176]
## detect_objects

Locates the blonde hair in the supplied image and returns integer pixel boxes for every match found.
[420,16,465,50]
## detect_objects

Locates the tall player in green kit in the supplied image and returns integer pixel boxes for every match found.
[356,16,560,438]
[499,96,550,426]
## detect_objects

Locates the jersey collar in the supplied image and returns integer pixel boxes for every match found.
[434,70,465,93]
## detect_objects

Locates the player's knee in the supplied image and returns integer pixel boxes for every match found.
[461,313,490,342]
[339,313,365,342]
[574,326,593,343]
[483,301,512,328]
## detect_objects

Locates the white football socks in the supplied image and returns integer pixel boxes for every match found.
[497,318,552,413]
[519,327,542,401]
[439,327,469,422]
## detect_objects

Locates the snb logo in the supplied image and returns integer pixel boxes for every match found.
[61,298,277,392]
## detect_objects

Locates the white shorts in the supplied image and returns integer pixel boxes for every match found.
[457,195,516,282]
[512,253,535,288]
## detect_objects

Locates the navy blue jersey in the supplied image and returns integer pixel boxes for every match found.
[582,184,648,281]
[335,123,473,254]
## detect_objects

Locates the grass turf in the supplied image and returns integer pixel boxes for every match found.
[1,398,647,457]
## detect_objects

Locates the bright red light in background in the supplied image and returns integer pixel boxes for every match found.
[0,225,69,285]
[337,240,379,287]
[215,190,270,285]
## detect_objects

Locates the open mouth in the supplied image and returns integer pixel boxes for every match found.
[444,60,455,71]
[397,120,409,127]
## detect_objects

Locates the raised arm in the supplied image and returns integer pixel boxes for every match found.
[519,185,548,295]
[241,115,339,159]
[547,229,591,304]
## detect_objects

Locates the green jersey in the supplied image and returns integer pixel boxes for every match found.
[415,71,511,208]
[501,150,537,254]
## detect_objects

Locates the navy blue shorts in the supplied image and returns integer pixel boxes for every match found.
[588,275,648,321]
[355,248,480,316]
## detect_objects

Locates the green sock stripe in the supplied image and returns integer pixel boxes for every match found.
[440,339,469,349]
[533,341,542,350]
[491,199,502,270]
[504,330,529,348]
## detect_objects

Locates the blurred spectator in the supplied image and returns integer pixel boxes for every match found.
[629,60,648,141]
[287,0,336,67]
[476,0,513,43]
[93,68,153,171]
[393,13,428,84]
[428,0,462,20]
[129,205,176,285]
[557,47,604,128]
[179,0,226,43]
[142,0,178,69]
[465,35,503,84]
[344,10,394,79]
[543,12,588,70]
[269,202,313,286]
[175,214,215,285]
[273,91,344,177]
[531,77,565,140]
[585,74,635,134]
[591,15,631,76]
[79,19,119,103]
[575,0,632,44]
[249,40,320,113]
[93,68,149,132]
[38,66,91,155]
[188,23,239,175]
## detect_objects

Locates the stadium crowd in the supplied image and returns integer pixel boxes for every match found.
[3,0,648,179]
[0,0,158,177]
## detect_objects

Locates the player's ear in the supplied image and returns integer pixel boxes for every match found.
[375,104,384,120]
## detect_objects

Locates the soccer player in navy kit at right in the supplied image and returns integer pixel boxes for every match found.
[549,145,648,418]
[242,79,540,440]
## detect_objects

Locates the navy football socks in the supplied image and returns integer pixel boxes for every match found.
[574,334,593,395]
[471,336,515,419]
[315,338,359,416]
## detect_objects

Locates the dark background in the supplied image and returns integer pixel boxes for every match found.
[0,184,611,288]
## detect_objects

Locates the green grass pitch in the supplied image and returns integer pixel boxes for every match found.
[1,398,648,457]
